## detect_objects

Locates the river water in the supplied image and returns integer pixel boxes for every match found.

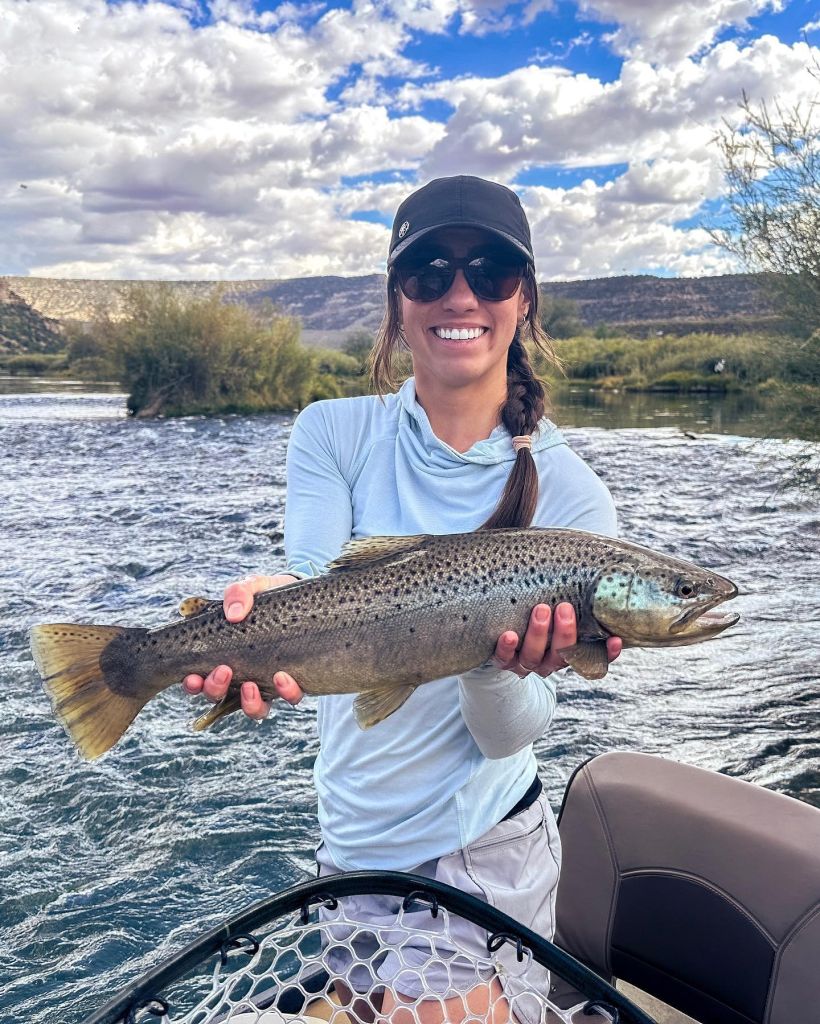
[1,380,818,1023]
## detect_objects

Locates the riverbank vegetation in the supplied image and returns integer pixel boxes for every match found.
[540,330,819,393]
[37,285,355,417]
[1,284,816,425]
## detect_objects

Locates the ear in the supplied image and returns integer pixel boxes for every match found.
[518,287,530,322]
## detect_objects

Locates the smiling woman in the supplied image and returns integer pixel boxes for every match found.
[182,174,621,1024]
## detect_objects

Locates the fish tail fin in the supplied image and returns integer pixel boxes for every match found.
[192,692,243,731]
[31,623,150,760]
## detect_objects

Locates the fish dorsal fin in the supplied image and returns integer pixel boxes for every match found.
[327,534,429,571]
[354,684,417,728]
[178,596,220,618]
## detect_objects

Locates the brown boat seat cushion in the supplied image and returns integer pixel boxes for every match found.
[554,752,820,1024]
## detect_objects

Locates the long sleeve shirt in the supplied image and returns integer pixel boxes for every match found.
[283,378,617,870]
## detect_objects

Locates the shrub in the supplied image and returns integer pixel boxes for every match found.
[101,285,314,417]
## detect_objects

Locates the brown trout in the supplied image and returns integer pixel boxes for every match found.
[31,528,739,759]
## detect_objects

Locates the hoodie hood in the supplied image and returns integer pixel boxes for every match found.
[396,377,566,467]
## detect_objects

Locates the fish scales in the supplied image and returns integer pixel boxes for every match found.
[105,531,598,696]
[30,528,740,759]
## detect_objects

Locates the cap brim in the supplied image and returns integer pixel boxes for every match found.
[388,222,533,266]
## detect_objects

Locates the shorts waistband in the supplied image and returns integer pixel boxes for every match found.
[501,775,542,821]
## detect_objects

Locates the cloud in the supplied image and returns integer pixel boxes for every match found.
[577,0,784,61]
[0,0,817,281]
[406,36,819,179]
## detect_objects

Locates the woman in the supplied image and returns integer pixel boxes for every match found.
[184,175,621,1024]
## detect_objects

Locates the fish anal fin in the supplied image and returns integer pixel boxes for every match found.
[192,692,244,731]
[559,640,609,680]
[353,684,416,729]
[328,535,428,571]
[178,596,219,618]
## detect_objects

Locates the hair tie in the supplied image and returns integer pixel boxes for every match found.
[512,434,532,453]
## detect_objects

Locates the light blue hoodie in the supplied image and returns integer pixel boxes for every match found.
[284,378,616,870]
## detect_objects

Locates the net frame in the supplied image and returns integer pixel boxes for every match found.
[80,871,657,1024]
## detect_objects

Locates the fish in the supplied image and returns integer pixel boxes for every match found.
[30,528,739,760]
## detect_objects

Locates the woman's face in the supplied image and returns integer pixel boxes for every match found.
[396,227,530,397]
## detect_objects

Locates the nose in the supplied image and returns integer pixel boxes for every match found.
[442,268,478,309]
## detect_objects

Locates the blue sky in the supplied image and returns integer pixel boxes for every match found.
[1,0,818,280]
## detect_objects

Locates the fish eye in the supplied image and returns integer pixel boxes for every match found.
[675,579,698,598]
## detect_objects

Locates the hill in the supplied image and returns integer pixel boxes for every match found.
[0,280,64,354]
[1,271,781,351]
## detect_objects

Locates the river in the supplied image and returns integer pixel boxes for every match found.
[0,380,818,1023]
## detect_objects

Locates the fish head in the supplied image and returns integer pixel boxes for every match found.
[591,551,739,647]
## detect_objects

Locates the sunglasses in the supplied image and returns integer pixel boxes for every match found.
[395,252,526,303]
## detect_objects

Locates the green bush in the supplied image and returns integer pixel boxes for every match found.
[545,332,813,391]
[99,285,315,416]
[0,353,67,375]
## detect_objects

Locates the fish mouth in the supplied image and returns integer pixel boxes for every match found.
[670,594,740,638]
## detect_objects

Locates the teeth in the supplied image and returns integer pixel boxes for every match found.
[434,327,486,340]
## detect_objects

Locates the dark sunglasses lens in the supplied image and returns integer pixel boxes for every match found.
[464,258,524,301]
[396,259,454,302]
[396,255,525,302]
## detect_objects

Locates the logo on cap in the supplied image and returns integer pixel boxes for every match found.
[398,220,410,239]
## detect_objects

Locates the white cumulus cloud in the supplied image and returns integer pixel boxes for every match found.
[0,0,818,281]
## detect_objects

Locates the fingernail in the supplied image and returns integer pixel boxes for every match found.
[242,682,253,698]
[534,606,549,625]
[227,602,243,619]
[215,666,229,684]
[558,605,574,623]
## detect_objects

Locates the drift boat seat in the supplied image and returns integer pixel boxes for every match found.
[552,752,820,1024]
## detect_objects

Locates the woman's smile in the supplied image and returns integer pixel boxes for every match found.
[431,325,489,341]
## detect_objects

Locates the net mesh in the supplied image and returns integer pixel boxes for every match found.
[125,893,619,1024]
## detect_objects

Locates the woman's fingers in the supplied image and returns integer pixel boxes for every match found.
[182,673,204,695]
[491,630,520,669]
[223,579,257,622]
[240,681,271,720]
[516,604,551,672]
[606,636,623,662]
[222,573,297,623]
[195,664,233,702]
[274,671,304,706]
[542,602,576,672]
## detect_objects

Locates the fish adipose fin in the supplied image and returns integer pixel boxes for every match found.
[31,623,150,760]
[558,640,609,680]
[178,596,219,619]
[192,692,243,731]
[354,684,416,728]
[328,535,429,571]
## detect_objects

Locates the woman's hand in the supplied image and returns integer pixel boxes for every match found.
[491,602,622,678]
[182,573,305,720]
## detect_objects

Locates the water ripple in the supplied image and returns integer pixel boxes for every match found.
[0,394,818,1023]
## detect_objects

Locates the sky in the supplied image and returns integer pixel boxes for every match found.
[1,0,819,282]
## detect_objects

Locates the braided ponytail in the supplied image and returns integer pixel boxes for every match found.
[480,266,561,530]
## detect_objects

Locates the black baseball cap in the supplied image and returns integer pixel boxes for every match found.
[387,175,534,267]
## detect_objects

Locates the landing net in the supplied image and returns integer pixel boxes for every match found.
[82,872,656,1024]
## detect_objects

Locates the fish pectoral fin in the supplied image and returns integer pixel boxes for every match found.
[558,640,609,680]
[353,684,416,729]
[328,535,429,571]
[178,596,220,618]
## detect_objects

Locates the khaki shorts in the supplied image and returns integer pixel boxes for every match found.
[315,791,561,1024]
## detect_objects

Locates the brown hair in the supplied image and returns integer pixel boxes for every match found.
[369,265,562,529]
